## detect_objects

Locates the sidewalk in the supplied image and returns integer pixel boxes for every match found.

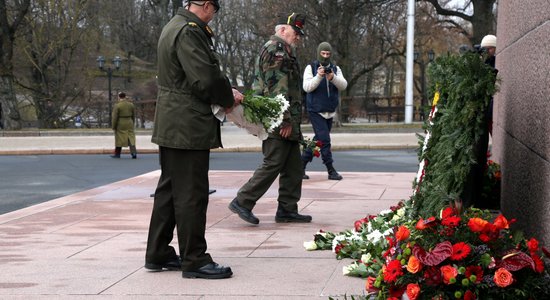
[0,170,416,299]
[0,123,419,298]
[0,123,421,155]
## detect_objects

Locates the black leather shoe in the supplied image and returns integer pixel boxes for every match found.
[328,171,343,180]
[182,262,232,279]
[275,211,312,223]
[144,256,182,272]
[110,155,120,159]
[131,154,137,159]
[228,198,259,224]
[303,173,310,180]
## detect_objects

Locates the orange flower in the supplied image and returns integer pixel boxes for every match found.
[395,225,410,241]
[467,218,489,232]
[492,214,510,230]
[493,267,514,287]
[416,216,436,230]
[440,265,458,284]
[406,283,421,300]
[406,256,423,273]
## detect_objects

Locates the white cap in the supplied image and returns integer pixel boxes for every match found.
[480,35,497,48]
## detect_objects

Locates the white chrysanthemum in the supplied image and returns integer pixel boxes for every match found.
[379,209,392,216]
[361,253,372,264]
[366,230,384,243]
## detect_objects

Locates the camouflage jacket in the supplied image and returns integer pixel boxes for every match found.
[253,35,303,141]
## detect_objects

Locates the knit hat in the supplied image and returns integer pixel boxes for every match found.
[480,35,497,48]
[317,42,332,65]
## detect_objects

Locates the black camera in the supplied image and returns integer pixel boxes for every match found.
[321,63,332,74]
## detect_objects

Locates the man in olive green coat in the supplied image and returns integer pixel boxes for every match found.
[228,12,312,225]
[145,0,243,279]
[111,92,137,159]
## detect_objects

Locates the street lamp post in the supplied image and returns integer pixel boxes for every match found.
[413,49,434,120]
[96,56,122,127]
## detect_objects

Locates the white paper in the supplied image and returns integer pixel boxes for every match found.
[226,105,268,140]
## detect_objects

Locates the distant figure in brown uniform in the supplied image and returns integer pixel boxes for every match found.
[111,92,137,159]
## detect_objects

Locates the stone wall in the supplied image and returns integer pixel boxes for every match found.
[492,0,550,245]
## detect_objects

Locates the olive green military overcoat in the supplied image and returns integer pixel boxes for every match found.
[112,99,136,147]
[152,8,234,150]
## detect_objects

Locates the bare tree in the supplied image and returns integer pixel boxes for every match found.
[419,0,497,45]
[0,0,31,130]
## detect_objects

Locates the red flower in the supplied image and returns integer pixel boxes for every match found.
[313,150,320,157]
[365,276,379,293]
[395,225,410,241]
[334,243,343,255]
[492,214,510,230]
[416,216,437,230]
[527,238,539,253]
[464,290,477,300]
[315,140,323,147]
[450,242,471,261]
[465,265,483,283]
[494,267,514,287]
[383,260,404,283]
[532,254,545,273]
[354,218,368,232]
[406,283,421,300]
[389,286,406,298]
[423,266,442,286]
[467,218,489,232]
[441,216,461,227]
[440,265,458,284]
[441,207,457,219]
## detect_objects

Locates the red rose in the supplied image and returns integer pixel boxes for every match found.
[406,283,421,300]
[492,214,510,230]
[354,218,368,232]
[334,243,343,254]
[493,267,514,287]
[441,216,461,227]
[395,225,410,241]
[315,140,323,147]
[313,150,320,157]
[527,238,539,253]
[440,265,458,284]
[468,218,488,232]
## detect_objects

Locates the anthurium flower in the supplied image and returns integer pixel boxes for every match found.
[395,225,410,241]
[493,267,514,287]
[406,283,421,300]
[450,242,471,260]
[467,217,489,232]
[440,265,458,284]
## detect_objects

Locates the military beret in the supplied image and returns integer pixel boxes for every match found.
[277,12,306,35]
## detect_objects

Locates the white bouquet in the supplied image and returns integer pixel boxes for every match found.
[227,92,289,140]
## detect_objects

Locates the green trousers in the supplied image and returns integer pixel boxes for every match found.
[236,138,303,212]
[145,147,213,271]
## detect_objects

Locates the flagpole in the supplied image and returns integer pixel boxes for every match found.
[404,0,416,124]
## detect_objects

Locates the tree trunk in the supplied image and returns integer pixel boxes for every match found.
[471,0,496,45]
[0,75,22,130]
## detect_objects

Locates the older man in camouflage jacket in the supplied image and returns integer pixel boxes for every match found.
[229,12,312,225]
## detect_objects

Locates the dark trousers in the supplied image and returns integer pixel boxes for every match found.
[302,111,333,165]
[236,138,302,212]
[145,146,213,271]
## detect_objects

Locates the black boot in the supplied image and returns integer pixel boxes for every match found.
[302,161,309,180]
[110,147,121,158]
[326,163,343,180]
[130,145,137,159]
[275,206,312,223]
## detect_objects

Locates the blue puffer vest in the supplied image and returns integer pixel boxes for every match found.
[306,60,340,113]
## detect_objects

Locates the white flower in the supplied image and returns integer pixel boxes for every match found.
[332,234,347,252]
[303,240,317,251]
[366,230,384,243]
[379,209,392,216]
[361,253,372,264]
[342,264,355,276]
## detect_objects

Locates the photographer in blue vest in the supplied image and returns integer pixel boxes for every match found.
[302,42,347,180]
